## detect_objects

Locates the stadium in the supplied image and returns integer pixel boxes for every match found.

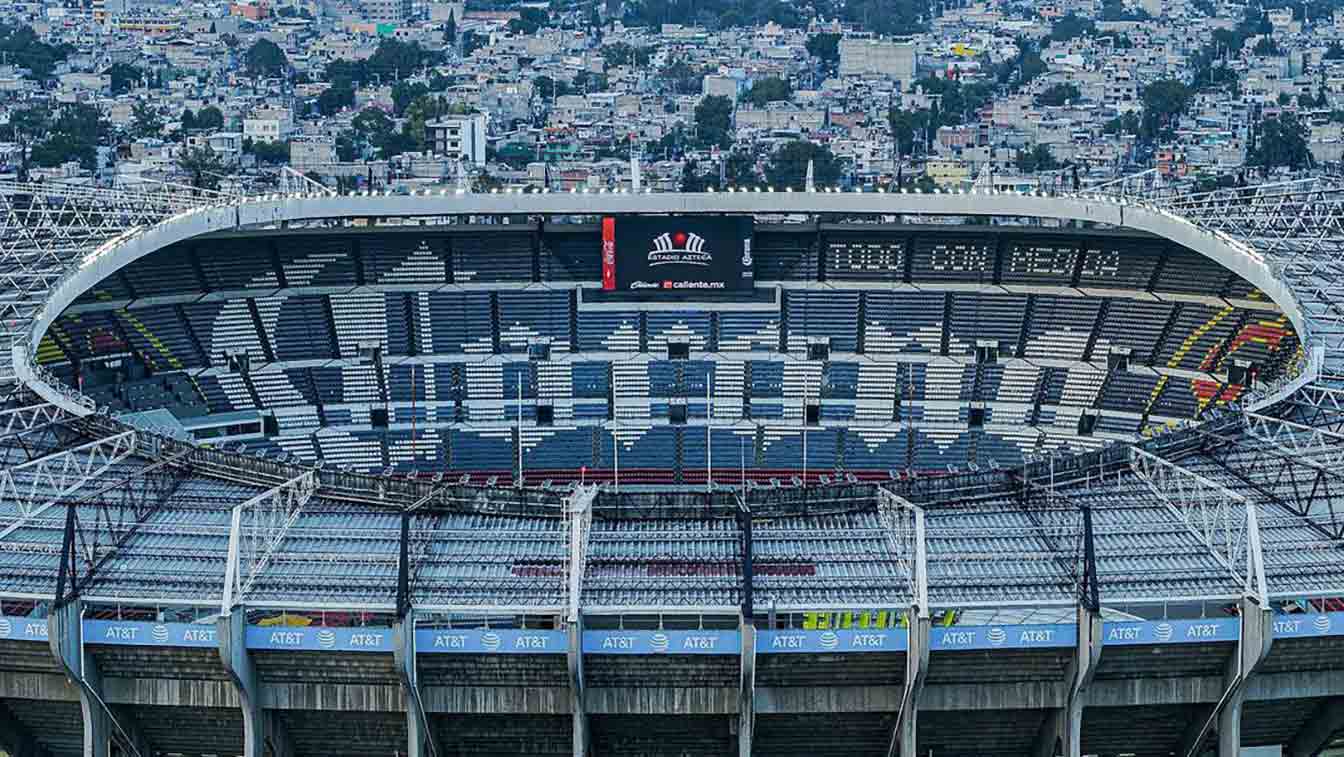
[0,177,1341,757]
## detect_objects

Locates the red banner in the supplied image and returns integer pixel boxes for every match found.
[601,217,616,290]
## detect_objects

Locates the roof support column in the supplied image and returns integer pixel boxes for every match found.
[738,619,756,757]
[890,611,929,757]
[49,600,149,757]
[1181,596,1274,757]
[1035,607,1103,757]
[217,608,291,757]
[884,497,929,757]
[1287,697,1344,757]
[736,495,754,757]
[393,511,439,757]
[569,615,587,757]
[394,611,438,757]
[566,485,595,757]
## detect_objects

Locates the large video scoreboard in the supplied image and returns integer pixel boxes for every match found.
[602,216,754,294]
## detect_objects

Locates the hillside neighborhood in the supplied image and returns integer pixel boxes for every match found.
[0,0,1337,193]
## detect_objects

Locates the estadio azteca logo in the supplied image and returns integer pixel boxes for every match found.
[649,231,712,267]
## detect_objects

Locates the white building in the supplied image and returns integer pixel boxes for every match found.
[426,114,488,164]
[290,136,337,170]
[243,118,285,143]
[839,36,917,86]
[363,0,412,25]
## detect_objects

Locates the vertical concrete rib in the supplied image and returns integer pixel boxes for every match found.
[1035,608,1102,757]
[888,613,929,757]
[49,602,113,757]
[738,620,756,756]
[569,616,588,757]
[1181,597,1274,757]
[217,609,291,757]
[393,611,439,757]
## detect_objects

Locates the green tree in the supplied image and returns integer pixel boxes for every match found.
[461,31,487,56]
[995,41,1046,90]
[805,33,841,66]
[195,105,225,131]
[1015,144,1060,173]
[0,104,50,180]
[742,76,791,107]
[366,39,441,80]
[888,109,932,157]
[336,131,358,162]
[317,83,355,116]
[839,0,926,35]
[248,139,290,165]
[392,80,430,116]
[602,42,651,67]
[572,70,609,92]
[764,140,843,190]
[353,107,395,139]
[1037,83,1080,106]
[245,38,289,78]
[1249,114,1312,169]
[507,7,549,35]
[403,95,456,150]
[656,58,704,95]
[1103,111,1140,135]
[30,103,107,171]
[680,158,709,191]
[533,75,572,100]
[1141,79,1190,137]
[1049,13,1095,41]
[107,62,143,94]
[1252,37,1281,56]
[130,102,162,138]
[0,23,72,80]
[443,11,457,48]
[694,94,733,148]
[177,145,229,190]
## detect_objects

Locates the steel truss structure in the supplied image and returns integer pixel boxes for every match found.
[221,470,319,611]
[0,176,1342,618]
[0,429,137,540]
[1129,447,1268,602]
[54,450,195,606]
[1155,178,1344,426]
[876,488,928,614]
[1196,414,1344,543]
[0,402,67,440]
[0,180,226,387]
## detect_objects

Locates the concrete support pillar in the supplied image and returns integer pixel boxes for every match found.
[1288,697,1344,757]
[393,612,438,757]
[738,621,756,757]
[1035,608,1103,757]
[217,610,291,757]
[0,701,53,757]
[569,617,588,757]
[49,602,114,757]
[1181,598,1274,757]
[888,612,930,757]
